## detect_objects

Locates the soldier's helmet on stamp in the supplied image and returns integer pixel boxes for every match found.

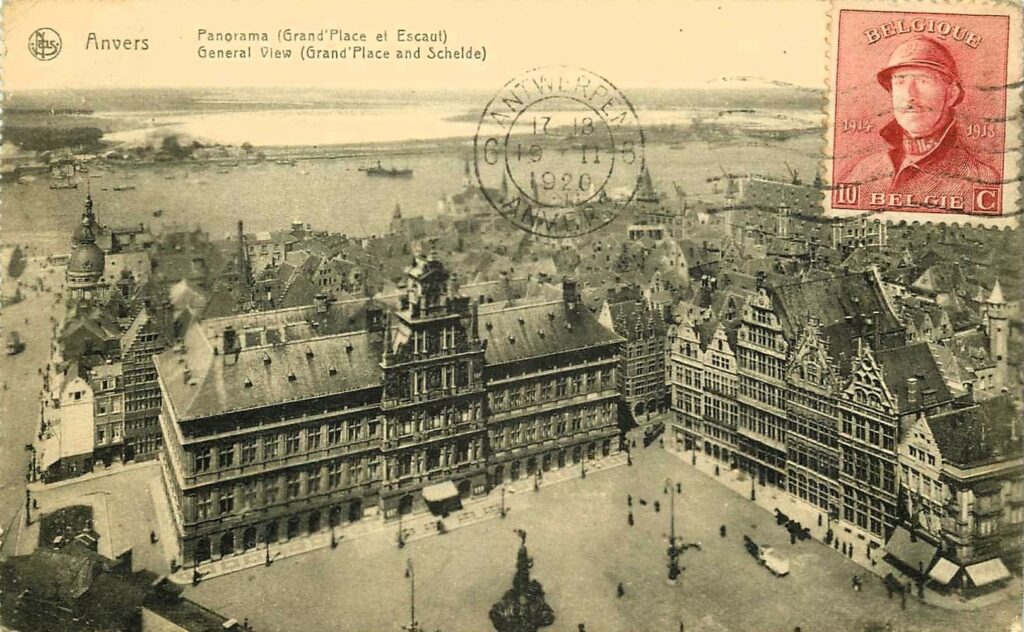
[828,7,1015,220]
[842,35,998,209]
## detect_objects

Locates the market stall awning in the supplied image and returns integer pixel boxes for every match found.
[422,481,459,503]
[928,558,960,586]
[884,527,937,575]
[965,558,1011,587]
[38,435,62,471]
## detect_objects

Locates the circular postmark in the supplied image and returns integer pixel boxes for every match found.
[474,66,645,238]
[28,27,62,61]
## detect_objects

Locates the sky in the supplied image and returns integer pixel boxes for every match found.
[3,0,829,92]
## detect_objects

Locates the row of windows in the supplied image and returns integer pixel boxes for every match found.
[193,417,379,474]
[490,403,613,450]
[490,370,611,412]
[840,416,895,450]
[193,457,377,520]
[390,403,481,438]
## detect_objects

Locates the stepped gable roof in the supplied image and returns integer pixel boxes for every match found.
[927,396,1022,469]
[770,271,902,340]
[605,300,668,340]
[480,299,623,366]
[928,342,976,390]
[874,343,953,412]
[156,325,382,422]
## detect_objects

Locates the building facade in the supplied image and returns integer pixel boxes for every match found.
[156,257,624,565]
[598,298,668,423]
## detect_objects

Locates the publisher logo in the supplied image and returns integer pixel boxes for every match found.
[29,28,62,61]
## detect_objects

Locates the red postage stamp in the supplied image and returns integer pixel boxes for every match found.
[825,1,1022,225]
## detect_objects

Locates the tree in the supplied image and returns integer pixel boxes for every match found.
[489,531,555,632]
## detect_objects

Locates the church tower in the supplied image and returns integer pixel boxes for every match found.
[66,194,106,304]
[986,279,1009,390]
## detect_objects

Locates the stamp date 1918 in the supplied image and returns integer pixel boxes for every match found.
[474,66,645,238]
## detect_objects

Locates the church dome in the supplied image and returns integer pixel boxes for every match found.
[67,241,105,278]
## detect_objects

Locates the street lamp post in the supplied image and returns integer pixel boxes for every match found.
[750,476,756,502]
[397,510,406,548]
[25,489,31,526]
[265,539,272,567]
[403,559,420,632]
[499,486,507,519]
[580,456,586,479]
[667,479,681,582]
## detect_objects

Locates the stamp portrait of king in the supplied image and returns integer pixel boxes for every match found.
[829,9,1013,216]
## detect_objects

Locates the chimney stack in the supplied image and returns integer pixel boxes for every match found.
[562,277,579,312]
[906,377,920,408]
[223,326,239,365]
[314,293,329,315]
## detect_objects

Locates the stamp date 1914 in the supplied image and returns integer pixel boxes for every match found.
[474,66,645,238]
[825,1,1021,225]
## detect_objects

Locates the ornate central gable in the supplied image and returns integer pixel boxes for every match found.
[843,342,896,414]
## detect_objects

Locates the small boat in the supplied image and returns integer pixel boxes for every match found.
[358,160,413,178]
[49,181,78,190]
[113,184,136,191]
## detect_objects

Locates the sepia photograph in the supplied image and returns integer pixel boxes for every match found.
[0,1,1021,631]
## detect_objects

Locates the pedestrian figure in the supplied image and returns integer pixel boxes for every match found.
[664,483,669,494]
[900,592,906,610]
[627,494,633,507]
[654,501,660,513]
[676,482,681,494]
[818,514,823,527]
[628,512,634,526]
[150,531,158,544]
[834,538,840,550]
[639,498,647,506]
[579,624,586,632]
[790,532,796,545]
[848,546,853,559]
[616,582,625,598]
[720,525,727,538]
[659,438,664,448]
[32,499,38,509]
[714,464,720,476]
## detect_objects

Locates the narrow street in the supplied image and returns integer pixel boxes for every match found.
[0,258,62,550]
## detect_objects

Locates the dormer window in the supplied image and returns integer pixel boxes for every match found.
[287,371,297,382]
[329,366,338,376]
[262,353,271,365]
[305,346,314,359]
[244,378,253,388]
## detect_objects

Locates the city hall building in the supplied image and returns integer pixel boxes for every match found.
[156,255,623,565]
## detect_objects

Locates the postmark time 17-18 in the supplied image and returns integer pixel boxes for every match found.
[825,0,1022,225]
[474,66,645,238]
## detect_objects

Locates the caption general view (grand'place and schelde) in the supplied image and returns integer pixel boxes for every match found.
[1,3,1022,632]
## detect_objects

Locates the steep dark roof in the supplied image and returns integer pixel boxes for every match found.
[928,396,1023,469]
[480,299,622,366]
[770,271,903,341]
[875,343,953,413]
[156,309,384,421]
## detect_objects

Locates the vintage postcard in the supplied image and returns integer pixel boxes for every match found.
[1,1,1021,631]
